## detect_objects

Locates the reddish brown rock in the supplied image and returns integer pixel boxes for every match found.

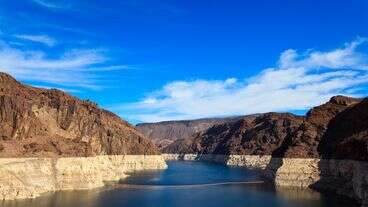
[318,97,368,160]
[164,113,304,155]
[0,72,160,157]
[164,96,367,161]
[136,117,245,149]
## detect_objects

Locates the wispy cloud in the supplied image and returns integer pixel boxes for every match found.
[31,0,68,9]
[116,38,368,123]
[279,37,368,70]
[0,38,129,91]
[14,34,56,47]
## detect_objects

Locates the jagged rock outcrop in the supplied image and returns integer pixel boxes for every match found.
[136,116,245,149]
[0,72,160,157]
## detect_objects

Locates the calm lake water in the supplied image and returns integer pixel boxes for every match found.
[0,161,357,207]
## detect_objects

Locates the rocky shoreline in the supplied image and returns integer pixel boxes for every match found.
[163,153,368,206]
[0,155,167,200]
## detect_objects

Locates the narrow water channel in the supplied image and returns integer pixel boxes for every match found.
[0,161,357,207]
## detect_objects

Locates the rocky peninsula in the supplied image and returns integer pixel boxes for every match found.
[0,73,167,200]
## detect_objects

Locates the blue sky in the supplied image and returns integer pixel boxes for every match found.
[0,0,367,123]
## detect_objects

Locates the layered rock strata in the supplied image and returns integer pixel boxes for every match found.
[0,155,167,200]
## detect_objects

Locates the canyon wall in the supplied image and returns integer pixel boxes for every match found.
[0,155,167,200]
[163,154,368,206]
[164,96,368,160]
[160,96,368,205]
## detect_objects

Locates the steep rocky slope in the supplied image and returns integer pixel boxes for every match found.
[0,72,160,157]
[317,97,368,160]
[136,116,245,149]
[164,96,366,160]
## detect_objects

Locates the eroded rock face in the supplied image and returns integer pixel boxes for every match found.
[0,72,160,157]
[164,96,367,161]
[136,116,245,149]
[0,155,167,200]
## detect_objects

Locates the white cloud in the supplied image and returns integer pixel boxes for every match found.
[116,38,368,123]
[0,40,129,90]
[15,34,56,47]
[279,37,368,70]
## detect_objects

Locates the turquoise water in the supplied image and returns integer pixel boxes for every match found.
[0,161,357,207]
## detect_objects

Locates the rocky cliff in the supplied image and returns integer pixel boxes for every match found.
[136,116,245,149]
[164,96,366,160]
[0,72,160,157]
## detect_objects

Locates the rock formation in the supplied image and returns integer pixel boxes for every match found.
[160,95,368,205]
[0,72,167,200]
[163,113,303,155]
[136,116,245,149]
[0,72,160,157]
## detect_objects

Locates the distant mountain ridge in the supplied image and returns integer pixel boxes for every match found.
[136,116,251,149]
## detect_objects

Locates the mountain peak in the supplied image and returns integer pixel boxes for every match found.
[0,72,19,84]
[329,95,361,106]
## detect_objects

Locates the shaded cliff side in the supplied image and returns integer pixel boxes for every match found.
[164,96,367,160]
[136,116,246,149]
[0,72,160,157]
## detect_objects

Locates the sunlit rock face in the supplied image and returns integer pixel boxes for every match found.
[0,72,167,200]
[0,72,160,157]
[0,155,167,200]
